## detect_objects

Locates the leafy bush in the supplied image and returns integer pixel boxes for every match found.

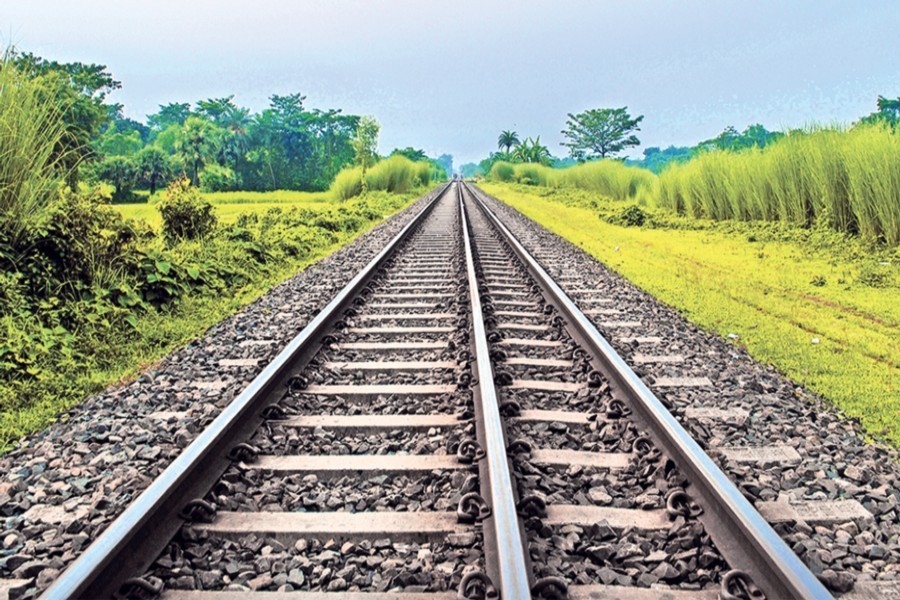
[489,161,515,182]
[617,204,648,227]
[157,178,218,242]
[199,164,239,192]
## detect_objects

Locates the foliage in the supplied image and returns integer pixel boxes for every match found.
[497,130,520,155]
[176,116,219,186]
[136,146,175,196]
[11,50,120,186]
[1,182,422,450]
[330,155,433,200]
[628,145,696,173]
[651,124,900,245]
[857,95,900,129]
[512,136,552,165]
[199,164,239,192]
[352,116,380,194]
[91,155,139,202]
[157,178,218,242]
[561,107,644,160]
[487,159,655,201]
[0,55,69,246]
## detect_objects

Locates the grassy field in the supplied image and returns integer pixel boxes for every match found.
[115,190,331,228]
[481,182,900,445]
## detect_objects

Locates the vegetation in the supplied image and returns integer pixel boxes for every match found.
[649,124,900,245]
[487,160,655,201]
[0,50,438,450]
[561,107,644,160]
[482,182,900,445]
[330,155,433,200]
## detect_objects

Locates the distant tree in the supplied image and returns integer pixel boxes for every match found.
[858,95,900,128]
[628,145,695,173]
[513,136,552,165]
[137,146,174,195]
[459,162,482,178]
[391,147,428,161]
[147,102,193,131]
[352,116,380,195]
[95,128,143,157]
[436,154,453,177]
[561,107,644,160]
[498,130,520,155]
[13,51,121,187]
[94,155,138,202]
[176,116,220,186]
[699,124,782,152]
[197,96,237,123]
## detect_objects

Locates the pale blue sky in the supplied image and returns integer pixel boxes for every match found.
[3,1,898,165]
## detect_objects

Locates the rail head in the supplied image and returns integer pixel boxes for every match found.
[42,182,451,600]
[463,182,832,600]
[457,184,532,599]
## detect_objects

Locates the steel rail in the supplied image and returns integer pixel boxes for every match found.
[43,183,452,600]
[457,184,532,599]
[463,182,832,600]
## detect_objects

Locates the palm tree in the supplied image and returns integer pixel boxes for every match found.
[498,130,520,155]
[513,136,552,165]
[176,116,219,186]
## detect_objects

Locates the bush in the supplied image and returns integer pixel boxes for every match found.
[651,124,900,245]
[0,56,68,246]
[489,161,515,182]
[157,178,217,242]
[199,164,239,192]
[329,156,433,200]
[617,204,648,227]
[487,159,654,201]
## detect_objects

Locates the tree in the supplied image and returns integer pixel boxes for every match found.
[498,130,520,155]
[94,155,138,202]
[197,96,237,123]
[13,51,121,187]
[352,116,380,195]
[147,102,192,131]
[391,147,428,161]
[176,116,220,186]
[436,154,453,177]
[858,95,900,129]
[561,107,644,160]
[513,136,552,165]
[137,146,174,195]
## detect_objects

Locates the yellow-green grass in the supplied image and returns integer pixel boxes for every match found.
[114,190,331,229]
[488,159,655,201]
[481,182,900,445]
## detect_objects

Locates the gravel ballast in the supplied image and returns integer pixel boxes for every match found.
[472,185,900,593]
[0,189,443,596]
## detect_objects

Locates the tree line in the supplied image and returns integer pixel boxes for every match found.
[8,49,452,202]
[461,98,899,177]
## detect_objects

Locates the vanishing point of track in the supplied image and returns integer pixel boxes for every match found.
[44,182,835,599]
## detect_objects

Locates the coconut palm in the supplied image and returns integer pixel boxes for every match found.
[513,136,552,165]
[497,130,520,155]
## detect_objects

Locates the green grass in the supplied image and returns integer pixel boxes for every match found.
[648,124,900,245]
[481,182,900,446]
[488,159,656,201]
[331,155,434,200]
[113,190,332,229]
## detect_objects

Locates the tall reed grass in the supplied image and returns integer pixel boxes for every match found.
[651,125,900,244]
[330,155,433,200]
[488,160,655,201]
[0,54,69,245]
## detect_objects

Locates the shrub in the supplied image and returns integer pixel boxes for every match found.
[650,125,900,245]
[157,178,217,242]
[0,56,68,247]
[329,156,433,200]
[489,161,515,182]
[618,204,648,227]
[199,164,239,192]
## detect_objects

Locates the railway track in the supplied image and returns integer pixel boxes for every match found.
[40,181,853,599]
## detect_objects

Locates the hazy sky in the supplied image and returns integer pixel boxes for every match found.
[4,1,898,165]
